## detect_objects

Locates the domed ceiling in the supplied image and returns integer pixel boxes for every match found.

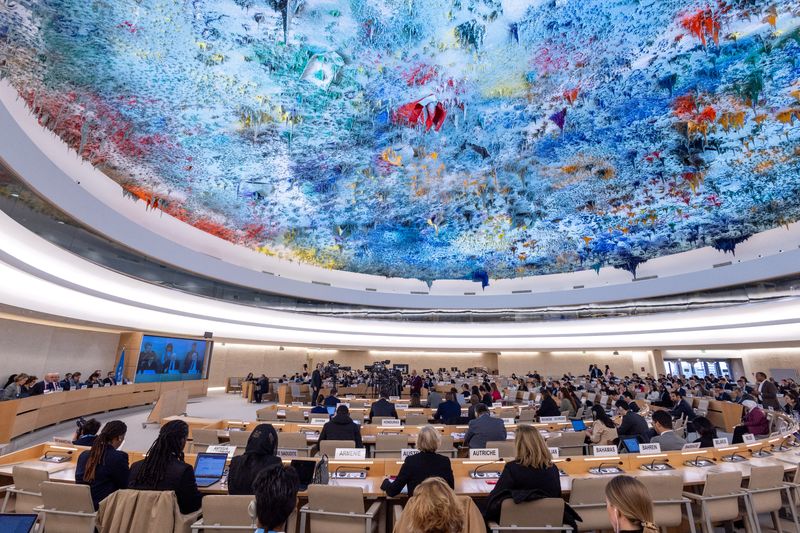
[1,1,799,283]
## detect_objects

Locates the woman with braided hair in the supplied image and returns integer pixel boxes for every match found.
[605,475,659,533]
[128,419,204,514]
[75,420,129,509]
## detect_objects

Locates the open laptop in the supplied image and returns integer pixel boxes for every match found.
[570,419,587,431]
[0,514,38,533]
[621,437,640,453]
[194,452,228,487]
[326,406,336,416]
[290,459,316,490]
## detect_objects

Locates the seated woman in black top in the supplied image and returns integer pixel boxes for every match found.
[692,416,718,448]
[227,424,282,495]
[537,390,561,418]
[381,425,454,496]
[128,420,203,514]
[485,425,561,522]
[76,420,129,509]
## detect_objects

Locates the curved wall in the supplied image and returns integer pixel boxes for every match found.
[2,81,800,309]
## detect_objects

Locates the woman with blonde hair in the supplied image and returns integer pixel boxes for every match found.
[485,424,561,522]
[605,475,658,533]
[382,425,453,497]
[400,477,464,533]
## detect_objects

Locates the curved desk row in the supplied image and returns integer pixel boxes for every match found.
[0,380,208,444]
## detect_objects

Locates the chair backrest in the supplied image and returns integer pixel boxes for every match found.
[637,475,684,527]
[569,477,611,504]
[40,481,96,533]
[192,428,220,446]
[97,489,182,533]
[256,407,278,421]
[350,411,365,424]
[279,432,308,449]
[405,413,429,425]
[546,434,585,456]
[13,466,49,493]
[349,400,367,408]
[318,440,356,457]
[228,430,252,447]
[499,498,565,527]
[375,434,408,451]
[703,471,743,497]
[486,440,515,459]
[747,464,785,490]
[518,410,536,422]
[437,435,455,453]
[286,408,306,422]
[201,495,256,533]
[306,485,365,533]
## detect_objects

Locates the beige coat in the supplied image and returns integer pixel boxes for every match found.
[97,489,201,533]
[588,420,618,445]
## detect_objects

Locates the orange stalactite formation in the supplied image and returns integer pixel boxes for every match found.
[680,8,721,47]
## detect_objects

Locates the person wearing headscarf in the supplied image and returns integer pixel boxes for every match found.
[227,424,282,495]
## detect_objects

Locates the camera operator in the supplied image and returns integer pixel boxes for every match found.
[73,417,101,446]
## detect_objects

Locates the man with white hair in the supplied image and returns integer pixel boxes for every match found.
[30,373,61,395]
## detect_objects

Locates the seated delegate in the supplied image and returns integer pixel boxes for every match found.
[382,425,454,497]
[73,418,101,446]
[128,420,204,514]
[369,391,398,419]
[485,425,563,523]
[252,465,300,533]
[75,421,129,509]
[227,424,282,495]
[433,392,461,424]
[463,403,506,449]
[649,410,687,451]
[586,404,618,445]
[319,404,363,448]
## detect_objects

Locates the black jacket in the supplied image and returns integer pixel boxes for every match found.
[381,451,454,497]
[319,413,363,448]
[227,454,282,495]
[485,462,563,522]
[76,447,130,509]
[128,457,204,514]
[369,399,398,419]
[670,399,696,421]
[537,396,561,418]
[311,370,322,388]
[617,411,651,443]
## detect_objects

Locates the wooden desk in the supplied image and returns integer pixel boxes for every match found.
[0,381,208,444]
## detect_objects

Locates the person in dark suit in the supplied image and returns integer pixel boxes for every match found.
[433,392,461,424]
[319,405,363,448]
[76,421,129,509]
[254,375,269,404]
[323,389,341,408]
[485,425,563,523]
[137,344,162,374]
[73,418,101,446]
[409,370,423,396]
[102,372,117,386]
[228,424,282,495]
[464,403,507,448]
[369,391,398,419]
[311,364,323,405]
[755,372,781,411]
[669,391,696,422]
[182,343,203,374]
[615,400,650,444]
[128,420,203,514]
[537,389,561,418]
[714,386,732,402]
[381,426,454,496]
[692,416,718,448]
[649,410,687,451]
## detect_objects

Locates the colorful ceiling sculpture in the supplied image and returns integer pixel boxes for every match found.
[1,1,800,283]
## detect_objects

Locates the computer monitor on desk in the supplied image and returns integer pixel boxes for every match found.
[194,453,228,487]
[0,514,38,533]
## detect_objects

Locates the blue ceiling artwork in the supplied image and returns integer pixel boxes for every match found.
[1,1,800,284]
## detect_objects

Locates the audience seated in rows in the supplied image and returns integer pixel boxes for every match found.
[382,425,454,497]
[228,423,282,495]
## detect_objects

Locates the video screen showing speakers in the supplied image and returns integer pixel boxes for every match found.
[134,335,211,383]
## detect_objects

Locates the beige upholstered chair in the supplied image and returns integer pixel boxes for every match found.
[488,498,573,532]
[318,439,356,457]
[744,465,799,532]
[568,477,612,532]
[256,407,278,421]
[228,430,252,455]
[278,432,313,457]
[97,489,202,533]
[373,434,409,458]
[299,486,381,533]
[437,435,457,458]
[190,495,256,533]
[485,440,515,460]
[285,408,307,423]
[683,471,751,533]
[405,413,429,425]
[34,481,97,533]
[546,432,586,456]
[1,465,49,513]
[638,474,696,533]
[189,428,220,453]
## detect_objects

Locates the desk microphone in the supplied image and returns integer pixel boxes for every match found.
[642,458,672,471]
[589,462,623,475]
[776,437,794,452]
[750,445,772,458]
[333,465,369,479]
[470,462,502,479]
[686,456,714,467]
[721,452,746,462]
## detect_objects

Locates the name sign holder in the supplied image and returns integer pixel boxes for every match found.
[400,449,420,459]
[334,448,367,460]
[592,445,618,457]
[205,445,236,459]
[469,448,500,460]
[381,419,402,427]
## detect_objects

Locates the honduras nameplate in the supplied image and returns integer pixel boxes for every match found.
[381,419,402,427]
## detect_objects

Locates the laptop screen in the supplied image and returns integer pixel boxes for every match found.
[622,438,640,453]
[571,419,587,431]
[0,514,38,533]
[290,459,316,489]
[194,453,227,479]
[326,406,336,416]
